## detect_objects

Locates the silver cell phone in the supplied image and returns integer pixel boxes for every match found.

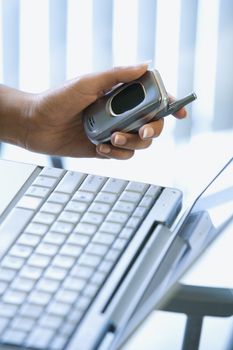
[83,69,197,145]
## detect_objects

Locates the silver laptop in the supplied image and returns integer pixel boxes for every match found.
[0,157,232,350]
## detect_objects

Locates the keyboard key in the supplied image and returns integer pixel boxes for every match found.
[70,265,94,280]
[73,191,95,203]
[28,291,51,306]
[48,192,70,204]
[81,212,104,225]
[11,277,35,292]
[119,227,134,240]
[102,178,127,194]
[58,210,81,224]
[0,317,10,334]
[37,278,60,293]
[91,271,106,286]
[0,303,18,317]
[0,282,8,295]
[17,233,41,247]
[55,171,86,194]
[40,167,65,178]
[63,276,86,292]
[25,222,48,236]
[28,254,51,268]
[39,314,63,329]
[120,191,142,203]
[89,202,111,214]
[139,195,155,207]
[33,176,58,188]
[19,303,43,318]
[83,283,99,298]
[75,295,91,311]
[44,266,67,281]
[99,222,122,235]
[79,175,106,193]
[50,335,67,350]
[74,222,97,236]
[95,192,117,204]
[9,244,33,258]
[0,268,16,282]
[11,316,35,332]
[133,206,148,218]
[17,196,43,210]
[43,232,66,245]
[106,211,128,224]
[2,290,27,305]
[105,249,121,262]
[113,201,135,213]
[0,208,33,257]
[55,289,79,304]
[40,202,63,214]
[67,308,83,323]
[65,200,88,213]
[59,244,83,258]
[47,302,71,317]
[34,212,56,225]
[126,217,141,229]
[78,254,101,268]
[50,221,73,235]
[112,238,128,251]
[93,232,116,245]
[67,233,90,247]
[146,185,162,197]
[1,256,25,270]
[126,182,149,193]
[26,327,55,348]
[19,265,43,280]
[26,186,50,198]
[98,260,113,274]
[35,243,59,256]
[2,329,26,345]
[52,255,75,269]
[86,243,108,256]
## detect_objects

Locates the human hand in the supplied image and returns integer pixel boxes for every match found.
[0,64,186,159]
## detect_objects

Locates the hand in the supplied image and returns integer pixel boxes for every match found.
[0,64,186,159]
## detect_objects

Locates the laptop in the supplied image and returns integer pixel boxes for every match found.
[0,157,232,350]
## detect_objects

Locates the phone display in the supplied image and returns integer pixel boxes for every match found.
[82,69,197,145]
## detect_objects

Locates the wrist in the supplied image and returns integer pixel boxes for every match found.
[0,85,35,148]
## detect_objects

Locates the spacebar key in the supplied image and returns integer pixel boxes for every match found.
[0,208,33,258]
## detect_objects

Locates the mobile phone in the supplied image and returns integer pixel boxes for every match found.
[82,69,197,145]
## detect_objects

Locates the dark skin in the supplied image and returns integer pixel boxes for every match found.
[0,64,186,159]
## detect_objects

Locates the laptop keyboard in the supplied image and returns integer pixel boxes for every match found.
[0,167,163,349]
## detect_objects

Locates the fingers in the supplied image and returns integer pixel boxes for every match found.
[168,95,187,119]
[96,143,135,160]
[79,63,148,96]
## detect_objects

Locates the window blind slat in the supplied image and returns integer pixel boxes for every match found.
[137,0,157,65]
[174,0,198,140]
[92,0,113,71]
[49,0,67,87]
[213,0,233,130]
[2,0,20,88]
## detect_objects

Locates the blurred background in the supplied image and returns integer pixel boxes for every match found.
[0,1,233,349]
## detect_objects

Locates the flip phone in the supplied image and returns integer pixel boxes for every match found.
[83,69,197,145]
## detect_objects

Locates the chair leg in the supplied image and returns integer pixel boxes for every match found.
[182,315,203,350]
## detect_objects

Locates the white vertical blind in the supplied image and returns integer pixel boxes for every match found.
[192,0,220,134]
[113,0,139,66]
[0,0,233,164]
[66,0,93,78]
[19,0,49,92]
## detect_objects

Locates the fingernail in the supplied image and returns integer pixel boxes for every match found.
[98,144,111,154]
[114,134,126,146]
[135,60,152,68]
[142,127,154,139]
